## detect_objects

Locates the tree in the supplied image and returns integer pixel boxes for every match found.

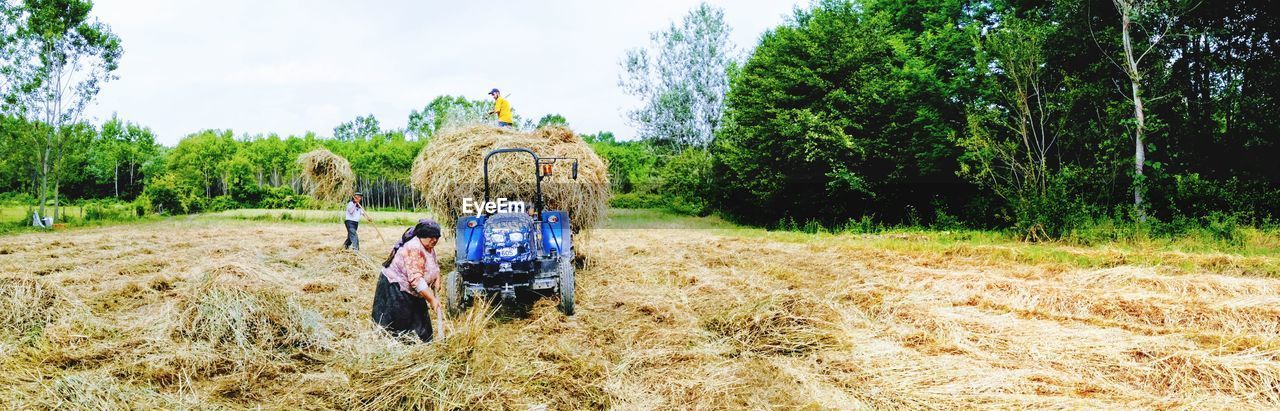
[87,114,157,199]
[713,0,963,226]
[1,1,23,100]
[619,2,734,149]
[168,130,237,198]
[407,95,491,138]
[4,0,121,221]
[960,16,1077,238]
[333,114,380,141]
[1110,0,1182,221]
[91,114,128,197]
[536,113,569,129]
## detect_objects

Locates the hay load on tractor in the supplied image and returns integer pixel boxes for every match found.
[410,125,610,230]
[411,125,610,315]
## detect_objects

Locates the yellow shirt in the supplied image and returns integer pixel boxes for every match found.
[494,97,513,123]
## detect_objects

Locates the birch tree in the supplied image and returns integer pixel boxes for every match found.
[6,0,121,222]
[1112,0,1182,221]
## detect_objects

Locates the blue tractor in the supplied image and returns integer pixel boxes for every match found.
[445,148,579,316]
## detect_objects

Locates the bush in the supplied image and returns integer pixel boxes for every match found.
[132,195,153,217]
[658,148,713,216]
[0,191,35,205]
[588,138,660,194]
[142,173,201,215]
[258,185,307,209]
[841,216,881,234]
[83,200,136,222]
[199,196,240,213]
[1203,212,1244,245]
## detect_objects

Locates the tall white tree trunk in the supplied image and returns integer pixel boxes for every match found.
[1116,0,1149,222]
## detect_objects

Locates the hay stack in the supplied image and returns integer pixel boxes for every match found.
[411,125,609,229]
[298,148,355,202]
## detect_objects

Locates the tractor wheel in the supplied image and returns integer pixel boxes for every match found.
[445,270,465,316]
[558,263,575,316]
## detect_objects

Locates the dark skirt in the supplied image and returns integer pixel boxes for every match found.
[371,273,433,342]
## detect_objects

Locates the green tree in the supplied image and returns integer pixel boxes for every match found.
[587,133,660,194]
[1110,0,1184,221]
[333,114,380,141]
[87,114,154,199]
[168,130,237,198]
[536,113,569,129]
[4,0,121,221]
[960,16,1079,238]
[713,0,963,226]
[407,95,491,138]
[620,2,734,149]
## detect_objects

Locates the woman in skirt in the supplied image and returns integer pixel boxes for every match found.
[371,219,442,342]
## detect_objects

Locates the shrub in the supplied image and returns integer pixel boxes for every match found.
[83,200,136,222]
[259,185,307,209]
[142,174,200,215]
[200,196,239,213]
[0,191,35,205]
[132,195,153,217]
[1203,212,1243,245]
[658,148,713,216]
[842,215,880,234]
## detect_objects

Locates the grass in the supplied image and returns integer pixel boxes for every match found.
[2,207,1280,408]
[0,205,84,223]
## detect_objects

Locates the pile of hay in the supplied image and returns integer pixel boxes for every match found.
[411,125,609,229]
[298,148,355,202]
[1,277,80,342]
[171,265,331,354]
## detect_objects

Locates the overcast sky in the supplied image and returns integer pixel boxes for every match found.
[84,1,805,145]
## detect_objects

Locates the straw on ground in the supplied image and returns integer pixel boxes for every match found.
[1,215,1278,408]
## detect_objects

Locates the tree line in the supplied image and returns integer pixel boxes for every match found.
[5,0,1278,239]
[1,0,566,219]
[609,0,1279,238]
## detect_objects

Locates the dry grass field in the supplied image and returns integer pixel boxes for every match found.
[2,210,1279,409]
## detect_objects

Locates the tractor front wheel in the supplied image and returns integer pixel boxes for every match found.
[445,270,465,316]
[558,263,575,316]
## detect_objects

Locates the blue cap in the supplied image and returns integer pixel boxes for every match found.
[489,88,500,95]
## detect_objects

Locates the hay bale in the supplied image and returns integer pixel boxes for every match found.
[410,125,610,230]
[298,148,355,203]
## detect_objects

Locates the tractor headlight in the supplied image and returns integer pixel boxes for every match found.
[509,232,524,242]
[497,247,518,257]
[488,233,505,243]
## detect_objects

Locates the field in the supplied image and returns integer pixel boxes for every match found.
[2,209,1280,409]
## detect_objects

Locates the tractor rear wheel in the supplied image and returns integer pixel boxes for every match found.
[445,270,465,316]
[558,263,575,316]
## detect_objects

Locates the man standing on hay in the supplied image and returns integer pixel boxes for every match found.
[343,192,373,251]
[488,88,513,128]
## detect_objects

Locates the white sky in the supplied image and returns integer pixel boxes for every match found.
[84,0,805,145]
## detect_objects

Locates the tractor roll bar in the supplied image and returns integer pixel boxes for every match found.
[482,148,580,217]
[484,148,542,214]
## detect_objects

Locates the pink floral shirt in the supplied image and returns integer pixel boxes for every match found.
[381,237,440,295]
